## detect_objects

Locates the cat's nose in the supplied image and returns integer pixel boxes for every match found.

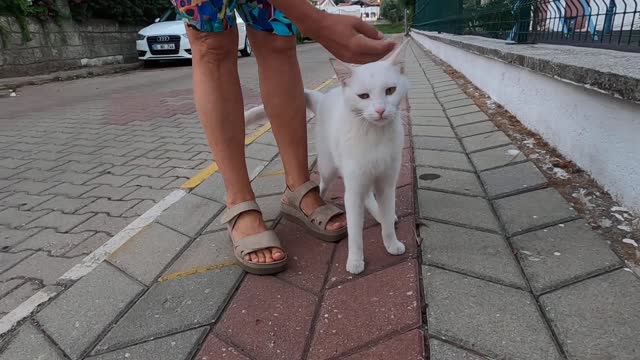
[375,107,386,116]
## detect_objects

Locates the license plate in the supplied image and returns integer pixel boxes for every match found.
[152,43,175,50]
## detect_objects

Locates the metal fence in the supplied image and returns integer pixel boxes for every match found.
[413,0,640,52]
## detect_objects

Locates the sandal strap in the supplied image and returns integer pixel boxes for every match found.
[284,180,319,209]
[234,230,282,257]
[309,204,344,229]
[219,201,261,229]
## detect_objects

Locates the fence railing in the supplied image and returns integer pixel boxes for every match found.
[413,0,640,52]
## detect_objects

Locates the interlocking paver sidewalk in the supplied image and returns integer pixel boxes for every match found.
[1,39,638,360]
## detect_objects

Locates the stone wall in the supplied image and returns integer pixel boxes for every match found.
[0,15,140,79]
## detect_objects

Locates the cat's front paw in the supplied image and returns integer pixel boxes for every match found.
[346,258,365,274]
[385,240,406,255]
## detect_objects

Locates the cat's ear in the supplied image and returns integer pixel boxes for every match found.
[387,38,409,73]
[330,58,353,85]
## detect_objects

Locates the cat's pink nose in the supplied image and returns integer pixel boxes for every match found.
[375,107,386,116]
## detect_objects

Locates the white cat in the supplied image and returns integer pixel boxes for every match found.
[246,39,410,274]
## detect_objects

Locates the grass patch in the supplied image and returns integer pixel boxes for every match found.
[375,23,405,34]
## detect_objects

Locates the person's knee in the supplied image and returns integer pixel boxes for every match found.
[189,29,237,64]
[257,34,297,56]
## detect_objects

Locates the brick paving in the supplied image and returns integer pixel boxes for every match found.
[0,39,639,360]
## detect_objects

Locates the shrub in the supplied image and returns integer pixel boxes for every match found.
[68,0,168,25]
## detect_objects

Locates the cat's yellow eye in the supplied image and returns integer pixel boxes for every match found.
[358,93,370,100]
[386,87,397,96]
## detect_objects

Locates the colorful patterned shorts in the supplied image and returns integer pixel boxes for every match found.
[171,0,297,36]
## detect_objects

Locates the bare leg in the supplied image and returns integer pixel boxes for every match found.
[247,29,346,231]
[188,26,283,263]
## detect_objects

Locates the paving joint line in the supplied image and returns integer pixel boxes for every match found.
[487,183,550,201]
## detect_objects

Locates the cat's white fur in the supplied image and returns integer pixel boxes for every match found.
[246,39,410,274]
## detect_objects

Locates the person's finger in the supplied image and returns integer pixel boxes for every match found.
[354,20,384,40]
[352,35,395,57]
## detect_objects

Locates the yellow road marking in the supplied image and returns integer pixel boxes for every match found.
[159,260,239,282]
[180,77,334,190]
[258,168,285,177]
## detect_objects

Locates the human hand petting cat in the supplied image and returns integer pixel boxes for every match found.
[304,13,396,64]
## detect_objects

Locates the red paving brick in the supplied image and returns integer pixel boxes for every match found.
[396,185,415,219]
[343,329,426,360]
[275,220,336,295]
[307,261,421,360]
[327,218,417,288]
[215,276,317,360]
[196,336,250,360]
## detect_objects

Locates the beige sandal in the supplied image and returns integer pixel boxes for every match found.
[281,180,348,243]
[220,201,287,275]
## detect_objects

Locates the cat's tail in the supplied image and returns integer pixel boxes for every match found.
[303,89,323,115]
[244,88,323,127]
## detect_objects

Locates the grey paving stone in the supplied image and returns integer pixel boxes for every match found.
[0,179,19,191]
[126,157,168,167]
[54,161,102,173]
[513,220,622,294]
[439,93,470,103]
[164,178,187,189]
[9,168,61,181]
[122,199,156,217]
[0,159,32,169]
[0,192,53,210]
[246,143,279,162]
[470,145,527,172]
[411,126,456,138]
[48,171,101,185]
[252,172,285,197]
[256,131,277,146]
[33,196,96,213]
[540,270,640,360]
[436,88,464,97]
[71,214,134,236]
[162,167,200,179]
[424,267,562,360]
[77,198,140,217]
[101,165,139,176]
[0,281,40,314]
[0,251,33,273]
[0,208,49,228]
[82,185,137,200]
[411,109,446,118]
[416,166,484,197]
[420,222,526,289]
[411,116,449,126]
[163,230,235,277]
[157,194,223,237]
[429,339,486,360]
[160,150,197,160]
[442,98,475,110]
[88,174,138,187]
[0,252,80,285]
[256,194,282,223]
[418,190,500,232]
[123,187,171,202]
[44,183,98,197]
[95,267,242,353]
[494,188,577,236]
[65,232,111,257]
[159,159,205,169]
[109,223,191,285]
[0,227,41,248]
[6,180,59,194]
[125,176,176,189]
[87,327,208,360]
[0,279,23,298]
[26,211,93,232]
[414,149,474,171]
[14,229,93,256]
[191,173,226,203]
[462,131,512,153]
[450,112,490,127]
[480,162,548,198]
[37,263,145,360]
[409,102,443,110]
[0,323,66,360]
[125,166,170,177]
[412,136,464,152]
[93,155,135,166]
[456,121,499,138]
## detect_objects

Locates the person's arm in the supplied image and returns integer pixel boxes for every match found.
[268,0,395,64]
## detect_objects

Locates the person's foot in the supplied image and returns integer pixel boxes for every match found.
[230,210,285,263]
[284,185,347,232]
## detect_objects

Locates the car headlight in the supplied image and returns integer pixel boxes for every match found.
[137,33,146,41]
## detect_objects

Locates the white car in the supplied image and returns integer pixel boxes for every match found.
[136,8,252,63]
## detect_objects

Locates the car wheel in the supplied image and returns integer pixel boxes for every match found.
[240,36,252,57]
